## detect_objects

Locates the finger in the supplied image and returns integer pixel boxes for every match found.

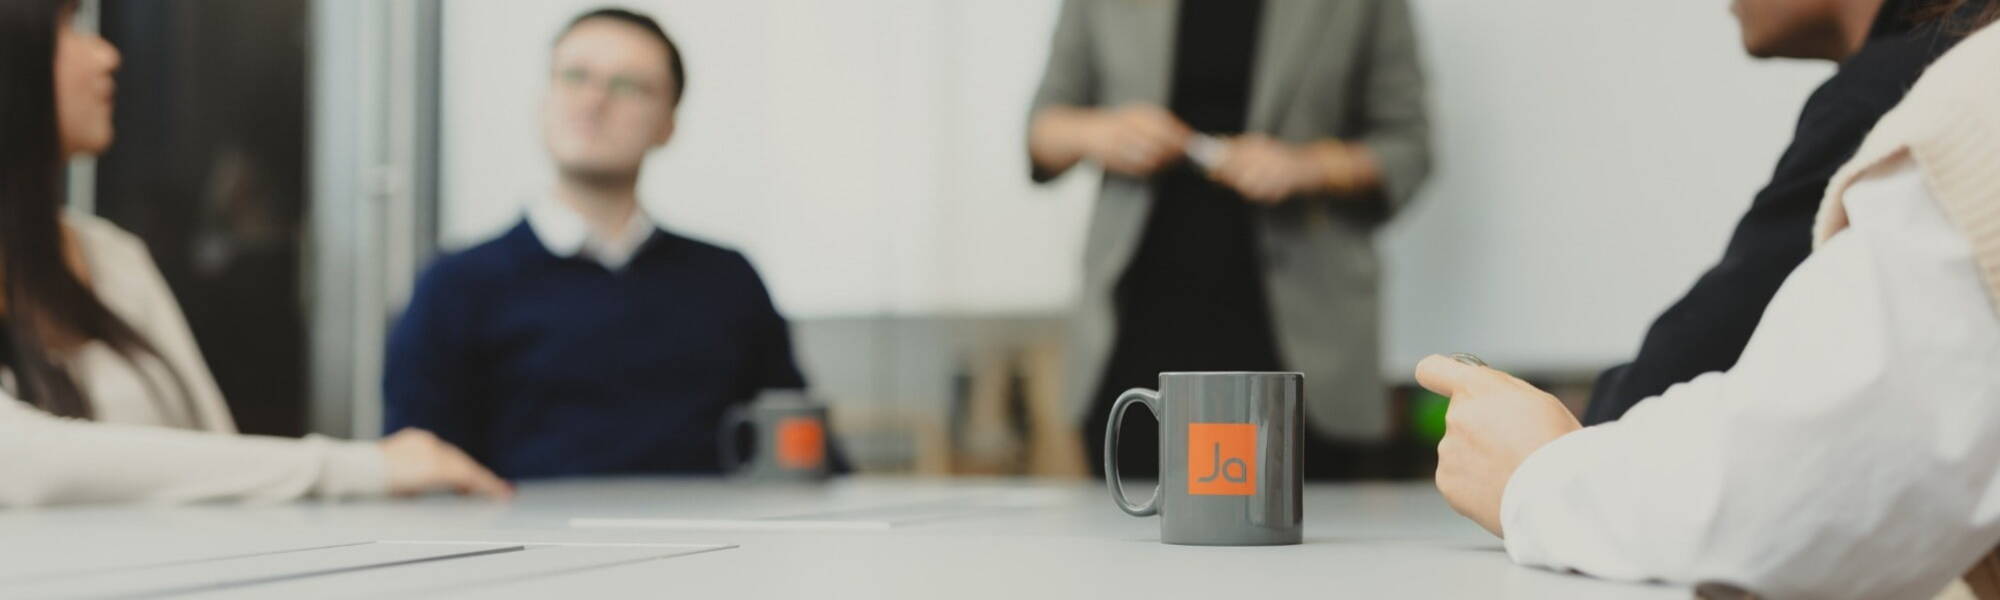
[1101,150,1144,175]
[1115,151,1165,176]
[1130,113,1190,148]
[1113,131,1179,171]
[1244,186,1278,204]
[1249,186,1284,204]
[1232,172,1269,201]
[1136,142,1178,168]
[1209,165,1249,192]
[429,441,510,499]
[1246,163,1281,187]
[1136,127,1187,156]
[1232,137,1277,159]
[1104,131,1146,160]
[1210,154,1242,178]
[1242,167,1284,202]
[453,459,514,499]
[1208,145,1240,178]
[1416,353,1491,398]
[1253,185,1286,204]
[451,455,513,500]
[1229,147,1281,176]
[1121,146,1158,170]
[1135,105,1191,135]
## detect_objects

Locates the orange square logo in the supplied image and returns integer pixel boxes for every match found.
[775,417,826,470]
[1187,423,1257,495]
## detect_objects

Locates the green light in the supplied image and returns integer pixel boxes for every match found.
[1411,389,1449,445]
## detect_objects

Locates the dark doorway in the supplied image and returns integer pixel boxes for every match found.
[95,0,311,436]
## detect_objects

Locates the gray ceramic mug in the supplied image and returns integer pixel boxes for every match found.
[1105,372,1304,546]
[719,391,831,481]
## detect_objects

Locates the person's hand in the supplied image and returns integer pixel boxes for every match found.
[1081,104,1191,177]
[1414,354,1581,537]
[379,428,513,499]
[1209,136,1379,204]
[1208,134,1328,204]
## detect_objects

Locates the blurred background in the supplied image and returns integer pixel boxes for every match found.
[72,0,1832,478]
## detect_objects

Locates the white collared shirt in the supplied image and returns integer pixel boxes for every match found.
[1499,157,2000,599]
[525,196,660,271]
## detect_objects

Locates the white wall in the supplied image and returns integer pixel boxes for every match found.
[440,0,1097,317]
[1380,0,1831,372]
[440,0,1834,374]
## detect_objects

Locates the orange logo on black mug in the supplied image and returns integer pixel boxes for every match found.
[775,417,826,469]
[1187,423,1256,495]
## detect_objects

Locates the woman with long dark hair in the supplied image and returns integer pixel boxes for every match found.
[0,0,508,505]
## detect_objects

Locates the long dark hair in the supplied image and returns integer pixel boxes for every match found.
[0,0,189,420]
[1916,0,2000,33]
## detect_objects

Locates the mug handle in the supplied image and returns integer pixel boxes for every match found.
[1105,388,1162,517]
[718,405,756,472]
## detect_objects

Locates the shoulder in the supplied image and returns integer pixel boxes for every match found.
[412,221,540,300]
[61,214,185,339]
[64,213,170,311]
[1904,23,2000,101]
[65,212,154,270]
[650,229,774,292]
[655,229,757,271]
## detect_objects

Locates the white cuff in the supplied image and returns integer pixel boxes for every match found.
[1500,424,1610,570]
[305,435,391,499]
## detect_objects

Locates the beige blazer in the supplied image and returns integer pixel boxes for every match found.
[0,214,386,506]
[1031,0,1433,440]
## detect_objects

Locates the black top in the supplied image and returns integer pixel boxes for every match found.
[1584,1,1970,424]
[1087,0,1276,477]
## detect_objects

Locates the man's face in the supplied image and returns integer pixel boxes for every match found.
[542,19,677,181]
[1730,0,1861,59]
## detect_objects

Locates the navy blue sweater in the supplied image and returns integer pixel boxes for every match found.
[383,220,806,479]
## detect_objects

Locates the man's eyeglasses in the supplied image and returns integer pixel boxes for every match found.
[554,67,663,101]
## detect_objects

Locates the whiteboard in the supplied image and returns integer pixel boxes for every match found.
[438,0,1835,374]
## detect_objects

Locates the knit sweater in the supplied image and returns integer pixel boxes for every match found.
[1809,23,2000,598]
[383,220,807,479]
[1817,23,2000,316]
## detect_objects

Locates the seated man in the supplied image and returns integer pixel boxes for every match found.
[1417,14,2000,598]
[385,8,806,479]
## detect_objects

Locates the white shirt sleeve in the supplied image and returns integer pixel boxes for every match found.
[0,396,387,507]
[0,215,392,508]
[1499,157,2000,600]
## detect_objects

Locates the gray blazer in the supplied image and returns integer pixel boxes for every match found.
[1032,0,1432,441]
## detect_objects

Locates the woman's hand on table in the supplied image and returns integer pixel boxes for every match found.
[380,428,513,500]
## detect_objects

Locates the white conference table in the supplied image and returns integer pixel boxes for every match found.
[0,478,1685,599]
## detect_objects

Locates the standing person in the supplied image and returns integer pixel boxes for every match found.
[0,0,508,507]
[1587,0,1991,424]
[1027,0,1432,478]
[384,8,812,479]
